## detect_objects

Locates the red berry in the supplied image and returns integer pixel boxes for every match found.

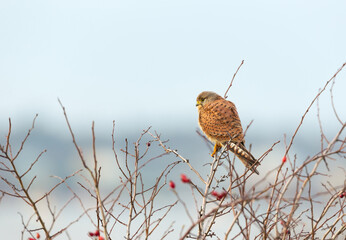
[94,230,100,236]
[99,236,105,240]
[36,233,40,239]
[180,174,190,183]
[282,156,287,163]
[340,194,344,198]
[146,142,151,147]
[218,191,227,200]
[88,232,95,237]
[211,190,227,200]
[169,180,175,189]
[28,238,35,240]
[211,190,219,197]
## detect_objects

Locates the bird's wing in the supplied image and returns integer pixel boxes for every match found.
[199,99,244,143]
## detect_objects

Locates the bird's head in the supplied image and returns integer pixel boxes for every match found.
[196,91,222,108]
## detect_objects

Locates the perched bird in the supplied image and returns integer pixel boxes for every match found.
[196,91,259,174]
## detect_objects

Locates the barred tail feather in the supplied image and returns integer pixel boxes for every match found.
[228,142,260,175]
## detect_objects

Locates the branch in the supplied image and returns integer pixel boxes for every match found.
[224,60,244,99]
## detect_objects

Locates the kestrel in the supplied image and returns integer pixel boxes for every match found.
[196,91,259,174]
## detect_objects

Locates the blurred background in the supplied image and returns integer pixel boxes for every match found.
[1,0,345,239]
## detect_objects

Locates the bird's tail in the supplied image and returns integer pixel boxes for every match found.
[228,142,260,175]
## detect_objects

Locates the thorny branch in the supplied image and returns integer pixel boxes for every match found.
[0,62,345,240]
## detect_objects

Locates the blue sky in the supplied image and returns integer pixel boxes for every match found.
[1,0,345,136]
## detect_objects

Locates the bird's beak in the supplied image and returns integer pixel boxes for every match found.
[196,100,201,107]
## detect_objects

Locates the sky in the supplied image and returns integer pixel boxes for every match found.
[1,0,345,135]
[0,0,345,239]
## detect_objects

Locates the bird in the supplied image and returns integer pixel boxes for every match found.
[196,91,259,174]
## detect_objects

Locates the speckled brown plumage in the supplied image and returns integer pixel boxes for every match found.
[196,91,259,174]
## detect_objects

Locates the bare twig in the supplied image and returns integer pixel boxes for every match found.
[224,60,244,99]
